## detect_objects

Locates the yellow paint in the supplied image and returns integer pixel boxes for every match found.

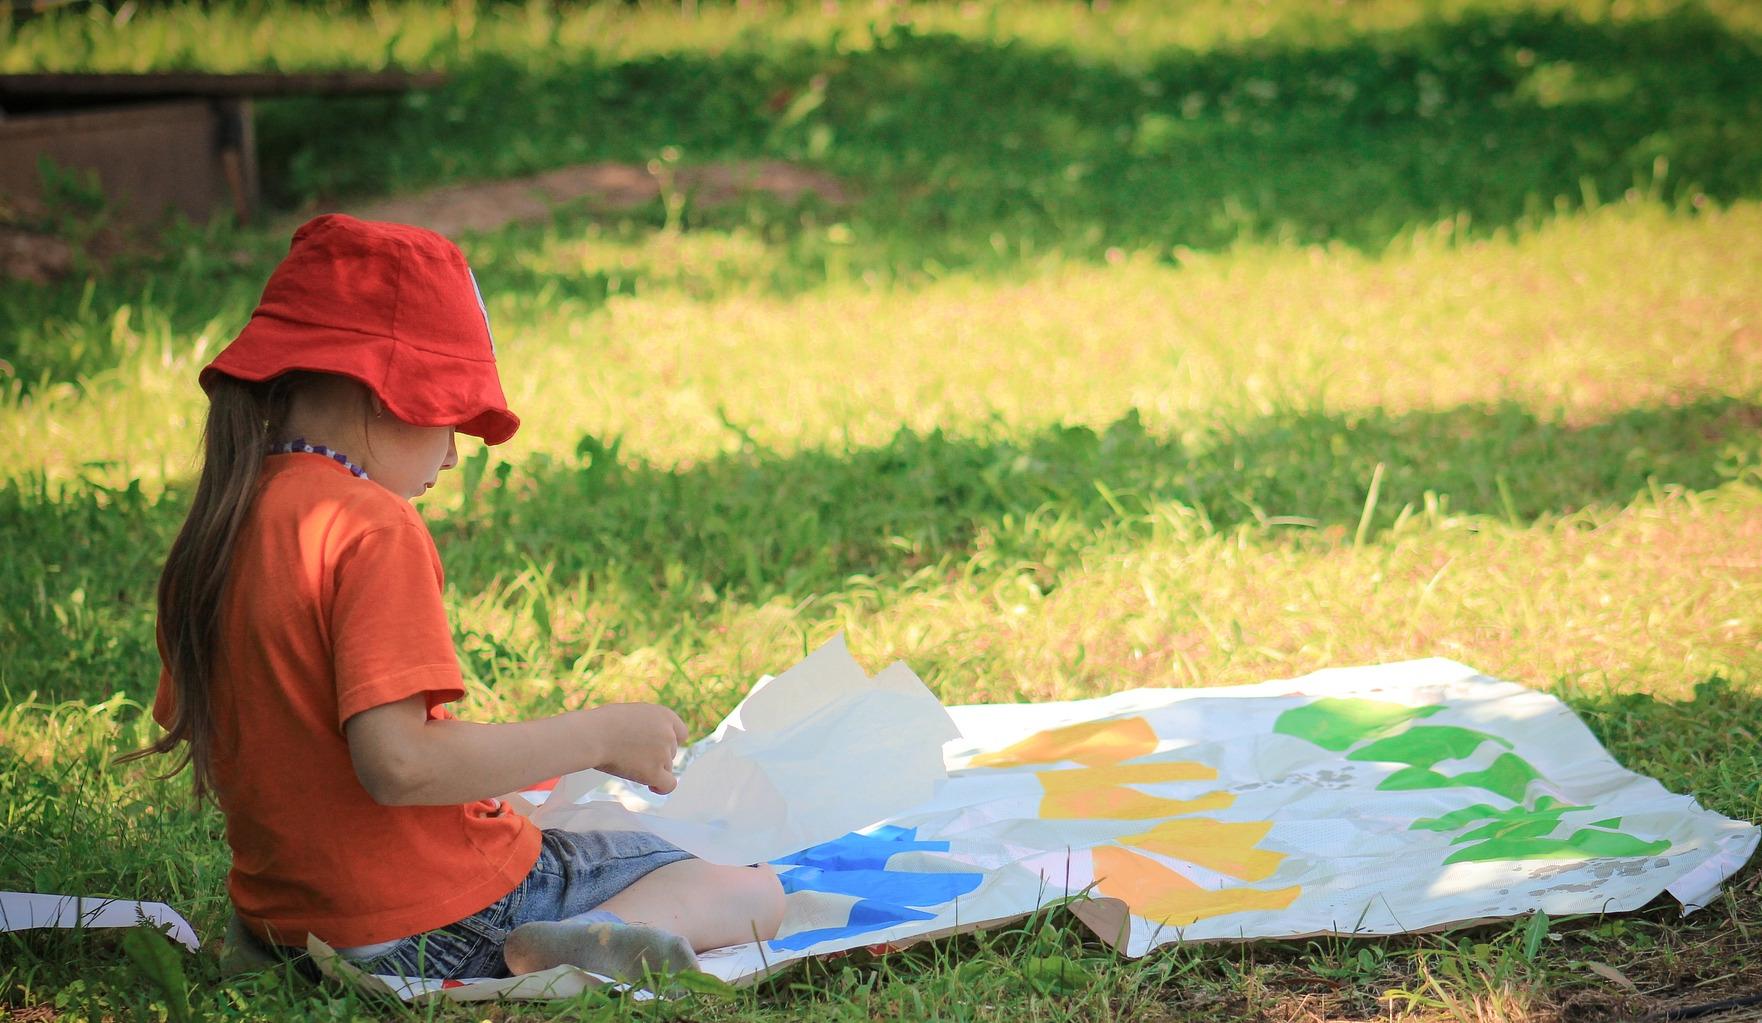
[1035,761,1217,792]
[1117,818,1284,881]
[970,716,1158,768]
[1091,846,1301,926]
[1041,785,1234,821]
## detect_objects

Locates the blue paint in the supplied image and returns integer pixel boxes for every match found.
[771,825,951,871]
[766,901,938,953]
[777,866,984,905]
[767,826,988,953]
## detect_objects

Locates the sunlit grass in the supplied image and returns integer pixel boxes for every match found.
[7,196,1759,489]
[6,0,1762,72]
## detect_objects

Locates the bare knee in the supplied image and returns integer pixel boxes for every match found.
[600,858,786,950]
[741,864,786,942]
[711,863,785,943]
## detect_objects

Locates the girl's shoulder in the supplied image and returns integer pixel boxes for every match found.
[259,455,428,540]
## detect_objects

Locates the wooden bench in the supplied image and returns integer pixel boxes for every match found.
[0,71,445,225]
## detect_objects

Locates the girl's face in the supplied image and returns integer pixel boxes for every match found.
[364,417,459,500]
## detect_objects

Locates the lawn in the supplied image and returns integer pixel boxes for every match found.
[2,1,1760,1020]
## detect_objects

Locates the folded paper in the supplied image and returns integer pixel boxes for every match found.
[528,635,960,866]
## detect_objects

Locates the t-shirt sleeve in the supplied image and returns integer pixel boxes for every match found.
[330,519,466,728]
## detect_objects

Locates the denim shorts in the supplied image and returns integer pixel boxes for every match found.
[329,828,693,980]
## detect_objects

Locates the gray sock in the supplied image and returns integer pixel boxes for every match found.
[502,918,699,986]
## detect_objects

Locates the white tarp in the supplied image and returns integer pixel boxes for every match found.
[0,892,200,950]
[324,647,1759,1000]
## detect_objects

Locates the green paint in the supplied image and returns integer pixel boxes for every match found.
[1412,797,1582,833]
[1413,803,1507,831]
[1377,752,1540,802]
[1413,798,1668,864]
[1443,828,1671,864]
[1452,817,1561,845]
[1347,724,1511,769]
[1273,698,1441,751]
[1281,699,1670,867]
[1445,753,1542,802]
[1379,765,1455,791]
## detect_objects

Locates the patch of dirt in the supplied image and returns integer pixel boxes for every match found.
[0,222,74,284]
[1,195,72,285]
[341,160,852,238]
[1,161,848,283]
[1,195,146,286]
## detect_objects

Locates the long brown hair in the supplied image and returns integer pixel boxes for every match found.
[119,373,302,800]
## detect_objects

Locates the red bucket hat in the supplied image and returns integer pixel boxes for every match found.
[201,214,520,444]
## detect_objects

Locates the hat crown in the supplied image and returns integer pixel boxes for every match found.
[261,215,494,359]
[199,214,518,445]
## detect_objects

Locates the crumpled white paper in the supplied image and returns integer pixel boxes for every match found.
[525,634,959,865]
[0,891,200,950]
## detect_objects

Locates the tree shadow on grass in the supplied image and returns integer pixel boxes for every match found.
[1543,675,1762,1016]
[264,7,1762,262]
[437,397,1762,616]
[1569,675,1762,826]
[2,396,1755,705]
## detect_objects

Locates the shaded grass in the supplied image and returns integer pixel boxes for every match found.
[6,396,1757,707]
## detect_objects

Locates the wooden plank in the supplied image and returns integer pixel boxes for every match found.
[0,100,232,224]
[216,98,261,225]
[0,70,445,101]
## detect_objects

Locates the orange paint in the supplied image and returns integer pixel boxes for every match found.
[972,717,1298,920]
[1091,846,1301,927]
[1117,818,1284,881]
[1040,787,1233,821]
[1035,761,1217,793]
[970,716,1159,768]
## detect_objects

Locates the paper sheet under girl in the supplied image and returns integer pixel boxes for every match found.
[316,640,1757,1001]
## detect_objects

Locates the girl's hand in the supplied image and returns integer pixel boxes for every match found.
[579,703,689,793]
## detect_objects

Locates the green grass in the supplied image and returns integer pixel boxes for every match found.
[3,1,1761,1020]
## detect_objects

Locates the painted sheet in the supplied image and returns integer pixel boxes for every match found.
[342,653,1758,1001]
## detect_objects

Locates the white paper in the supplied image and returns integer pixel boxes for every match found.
[323,656,1758,1001]
[531,635,960,865]
[0,891,200,950]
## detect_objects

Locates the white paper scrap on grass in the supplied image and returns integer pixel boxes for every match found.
[359,655,1756,1000]
[526,634,960,867]
[0,891,200,950]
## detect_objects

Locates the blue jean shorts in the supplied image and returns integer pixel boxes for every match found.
[337,828,693,980]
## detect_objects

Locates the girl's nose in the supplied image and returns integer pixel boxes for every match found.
[442,429,459,471]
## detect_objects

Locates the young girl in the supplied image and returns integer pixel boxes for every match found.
[127,214,784,984]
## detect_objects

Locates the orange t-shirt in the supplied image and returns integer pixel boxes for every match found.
[152,453,540,947]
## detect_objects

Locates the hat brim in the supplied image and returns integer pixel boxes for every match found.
[201,318,520,445]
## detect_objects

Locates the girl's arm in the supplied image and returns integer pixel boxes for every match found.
[344,697,688,806]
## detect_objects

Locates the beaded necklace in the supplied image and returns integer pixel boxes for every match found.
[271,437,370,480]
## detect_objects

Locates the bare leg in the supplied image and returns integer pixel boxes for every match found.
[596,861,785,951]
[502,862,784,981]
